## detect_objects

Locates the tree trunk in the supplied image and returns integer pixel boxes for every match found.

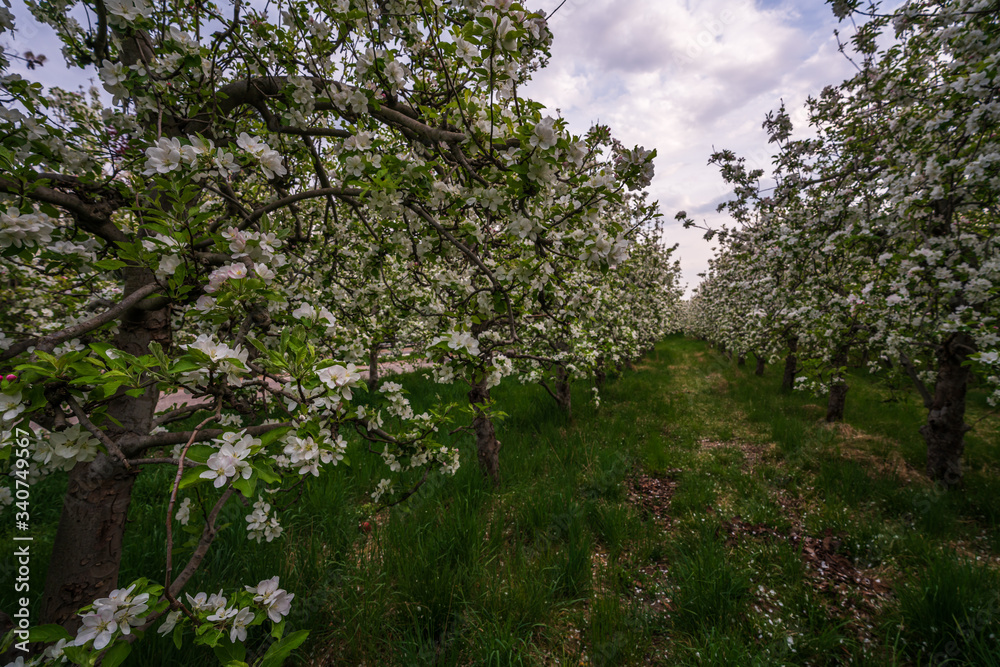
[921,332,974,487]
[41,458,135,630]
[468,382,501,487]
[594,357,606,389]
[781,337,798,392]
[825,382,848,422]
[737,354,746,367]
[754,354,765,376]
[42,271,169,632]
[555,365,572,419]
[825,347,849,423]
[367,342,380,392]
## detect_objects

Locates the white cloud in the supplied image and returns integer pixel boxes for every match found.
[525,0,859,294]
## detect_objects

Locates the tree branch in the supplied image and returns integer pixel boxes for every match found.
[152,403,216,427]
[405,202,517,340]
[248,187,362,223]
[131,421,292,452]
[1,283,162,362]
[0,175,128,244]
[65,395,131,470]
[167,486,235,598]
[129,457,200,467]
[900,353,934,409]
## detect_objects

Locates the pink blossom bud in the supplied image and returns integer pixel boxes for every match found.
[4,374,16,382]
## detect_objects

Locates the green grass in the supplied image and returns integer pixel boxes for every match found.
[3,335,999,665]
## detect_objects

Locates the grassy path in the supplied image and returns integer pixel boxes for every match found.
[627,336,1000,665]
[291,334,999,665]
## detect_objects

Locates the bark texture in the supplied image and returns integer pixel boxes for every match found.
[754,354,766,376]
[826,381,848,422]
[367,343,380,392]
[41,458,136,630]
[555,365,572,419]
[781,337,798,392]
[41,272,169,631]
[825,347,849,423]
[469,382,501,487]
[921,333,974,487]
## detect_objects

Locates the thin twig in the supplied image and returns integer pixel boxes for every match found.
[165,404,221,596]
[64,395,131,470]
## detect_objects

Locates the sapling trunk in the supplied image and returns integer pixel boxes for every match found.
[367,342,380,392]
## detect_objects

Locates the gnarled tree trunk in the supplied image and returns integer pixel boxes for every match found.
[922,332,974,487]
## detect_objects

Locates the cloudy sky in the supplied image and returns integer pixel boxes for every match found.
[522,0,861,294]
[4,0,861,294]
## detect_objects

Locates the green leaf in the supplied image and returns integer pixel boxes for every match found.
[194,626,225,648]
[185,445,217,463]
[259,630,310,667]
[253,462,282,485]
[257,426,291,448]
[93,259,127,271]
[213,639,247,665]
[149,340,170,369]
[101,640,132,667]
[61,643,96,665]
[179,465,210,489]
[28,624,73,643]
[232,474,256,498]
[173,622,184,650]
[270,618,286,640]
[101,382,124,399]
[170,359,202,374]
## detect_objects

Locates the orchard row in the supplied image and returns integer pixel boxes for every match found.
[681,0,999,494]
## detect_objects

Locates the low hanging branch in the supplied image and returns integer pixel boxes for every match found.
[0,282,162,362]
